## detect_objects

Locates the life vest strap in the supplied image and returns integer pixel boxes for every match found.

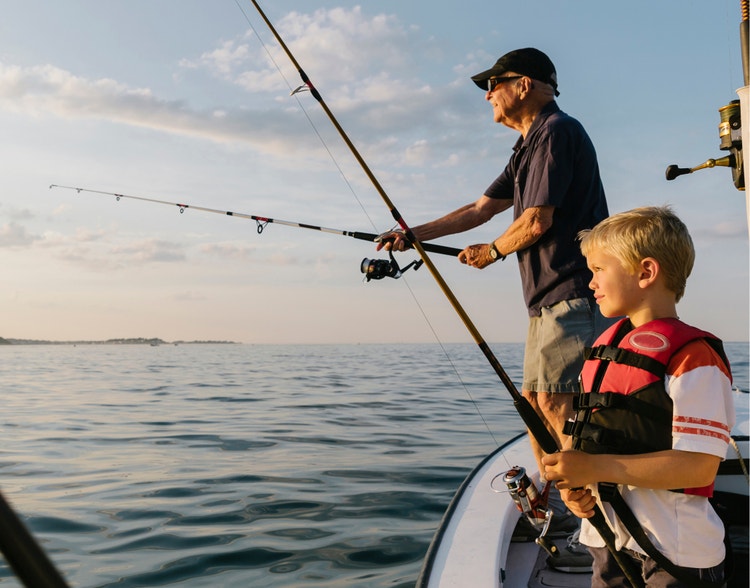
[573,392,672,425]
[584,344,666,377]
[599,483,728,588]
[564,420,662,454]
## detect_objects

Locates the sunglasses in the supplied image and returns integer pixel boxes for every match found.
[486,76,523,92]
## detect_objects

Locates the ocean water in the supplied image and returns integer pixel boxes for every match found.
[0,342,747,588]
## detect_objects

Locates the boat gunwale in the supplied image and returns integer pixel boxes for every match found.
[416,431,527,587]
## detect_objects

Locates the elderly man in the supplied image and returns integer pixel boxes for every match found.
[379,48,613,553]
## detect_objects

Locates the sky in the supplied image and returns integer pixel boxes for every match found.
[0,0,748,345]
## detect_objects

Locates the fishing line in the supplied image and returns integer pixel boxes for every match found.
[244,0,548,456]
[231,0,504,443]
[232,0,376,232]
[399,292,503,447]
[243,3,644,584]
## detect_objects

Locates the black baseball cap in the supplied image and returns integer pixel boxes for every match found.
[471,48,559,96]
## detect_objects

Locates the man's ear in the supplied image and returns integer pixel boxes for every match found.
[517,76,533,97]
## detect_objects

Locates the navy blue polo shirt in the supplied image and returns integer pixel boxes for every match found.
[485,102,608,316]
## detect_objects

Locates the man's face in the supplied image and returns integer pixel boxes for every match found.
[485,74,524,127]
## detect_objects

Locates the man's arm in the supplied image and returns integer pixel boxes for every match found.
[376,195,511,252]
[415,196,512,241]
[462,204,555,268]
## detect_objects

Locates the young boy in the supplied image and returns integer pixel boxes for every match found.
[541,206,735,586]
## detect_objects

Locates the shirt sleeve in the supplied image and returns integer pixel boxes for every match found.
[667,339,735,459]
[522,123,576,209]
[484,163,515,200]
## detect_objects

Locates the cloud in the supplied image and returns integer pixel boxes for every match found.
[179,40,251,77]
[199,242,258,261]
[0,63,156,117]
[5,208,35,221]
[692,221,748,240]
[37,228,108,248]
[0,61,316,155]
[172,290,207,302]
[0,6,494,185]
[184,7,416,90]
[0,222,36,247]
[34,230,187,271]
[110,238,186,263]
[177,7,470,141]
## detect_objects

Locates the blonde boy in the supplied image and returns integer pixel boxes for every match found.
[542,206,735,586]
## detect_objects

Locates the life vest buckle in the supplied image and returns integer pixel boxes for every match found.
[594,345,626,363]
[597,481,618,502]
[575,391,615,409]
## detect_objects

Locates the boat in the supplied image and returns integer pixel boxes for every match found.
[0,3,747,588]
[419,2,750,585]
[416,392,749,587]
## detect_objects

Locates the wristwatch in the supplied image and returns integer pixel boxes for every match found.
[488,242,505,261]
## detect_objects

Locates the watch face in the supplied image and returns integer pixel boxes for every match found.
[489,245,498,259]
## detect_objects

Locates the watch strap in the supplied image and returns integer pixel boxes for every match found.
[489,242,505,261]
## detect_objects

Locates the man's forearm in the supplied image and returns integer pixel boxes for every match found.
[414,197,510,241]
[495,205,553,256]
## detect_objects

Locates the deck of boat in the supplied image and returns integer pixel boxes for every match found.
[504,534,590,588]
[504,495,749,588]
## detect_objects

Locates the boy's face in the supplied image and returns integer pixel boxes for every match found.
[585,248,643,319]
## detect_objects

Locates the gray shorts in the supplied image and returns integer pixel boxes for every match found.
[523,297,615,393]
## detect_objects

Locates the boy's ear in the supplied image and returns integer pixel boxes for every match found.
[638,258,660,286]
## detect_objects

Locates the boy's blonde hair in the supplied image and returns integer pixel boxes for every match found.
[578,206,694,302]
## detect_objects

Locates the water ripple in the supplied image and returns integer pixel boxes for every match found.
[0,342,743,587]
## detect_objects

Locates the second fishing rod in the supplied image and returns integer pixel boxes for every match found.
[49,184,462,283]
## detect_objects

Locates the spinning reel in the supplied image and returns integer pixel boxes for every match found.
[666,99,744,190]
[360,250,424,282]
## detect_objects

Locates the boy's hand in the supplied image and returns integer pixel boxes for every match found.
[559,487,597,519]
[541,450,599,489]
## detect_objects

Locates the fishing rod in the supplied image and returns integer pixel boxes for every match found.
[245,0,528,414]
[0,489,70,588]
[48,184,462,282]
[246,2,644,585]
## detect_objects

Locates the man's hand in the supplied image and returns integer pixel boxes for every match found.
[459,243,498,268]
[374,229,409,252]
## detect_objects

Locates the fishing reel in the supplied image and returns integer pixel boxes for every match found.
[491,466,560,559]
[666,99,744,190]
[360,250,424,282]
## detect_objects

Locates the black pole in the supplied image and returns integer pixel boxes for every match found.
[246,2,644,585]
[0,490,69,588]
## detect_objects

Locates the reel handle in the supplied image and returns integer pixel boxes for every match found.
[665,165,691,180]
[665,154,735,181]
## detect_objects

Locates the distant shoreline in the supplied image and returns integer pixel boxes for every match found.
[0,337,238,346]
